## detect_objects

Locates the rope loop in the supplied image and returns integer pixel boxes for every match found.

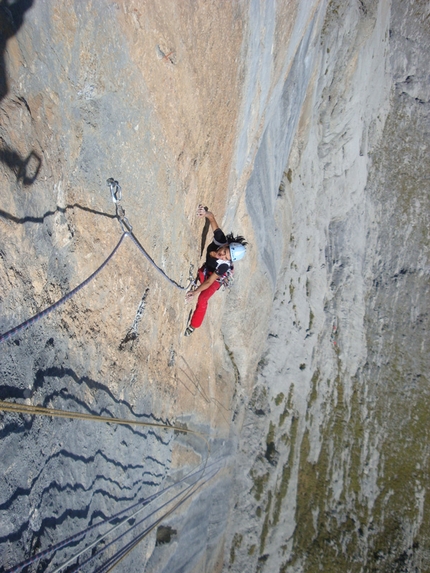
[0,178,195,344]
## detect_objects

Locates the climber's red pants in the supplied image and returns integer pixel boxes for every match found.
[190,268,221,328]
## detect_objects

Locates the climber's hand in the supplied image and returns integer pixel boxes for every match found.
[185,290,196,301]
[197,205,210,218]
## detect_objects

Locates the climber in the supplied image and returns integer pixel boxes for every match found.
[184,205,247,336]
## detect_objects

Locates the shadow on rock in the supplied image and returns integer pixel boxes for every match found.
[0,0,34,102]
[0,145,41,185]
[0,203,117,224]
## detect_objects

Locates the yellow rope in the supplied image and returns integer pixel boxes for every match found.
[0,400,210,453]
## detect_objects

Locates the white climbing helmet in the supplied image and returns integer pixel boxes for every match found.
[229,242,246,262]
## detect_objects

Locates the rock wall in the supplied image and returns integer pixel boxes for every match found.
[0,1,249,570]
[224,1,430,572]
[0,1,428,572]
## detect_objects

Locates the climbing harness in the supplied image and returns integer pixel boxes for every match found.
[197,265,234,291]
[218,267,235,290]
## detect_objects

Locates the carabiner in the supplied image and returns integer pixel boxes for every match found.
[107,178,122,203]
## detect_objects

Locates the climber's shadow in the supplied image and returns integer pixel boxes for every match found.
[1,1,41,186]
[200,207,210,257]
[0,0,34,102]
[0,146,41,185]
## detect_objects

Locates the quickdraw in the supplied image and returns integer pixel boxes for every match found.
[198,265,234,291]
[218,268,234,290]
[107,178,133,233]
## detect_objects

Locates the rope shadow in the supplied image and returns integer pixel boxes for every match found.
[174,355,231,425]
[0,202,116,225]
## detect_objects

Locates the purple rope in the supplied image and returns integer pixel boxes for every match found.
[0,234,127,345]
[127,232,189,290]
[0,228,192,346]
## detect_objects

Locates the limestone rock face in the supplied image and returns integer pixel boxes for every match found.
[224,1,430,572]
[0,1,428,572]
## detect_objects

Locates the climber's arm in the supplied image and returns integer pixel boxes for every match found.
[197,205,220,232]
[185,272,218,300]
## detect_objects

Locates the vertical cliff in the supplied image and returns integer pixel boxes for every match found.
[224,1,430,572]
[0,1,428,572]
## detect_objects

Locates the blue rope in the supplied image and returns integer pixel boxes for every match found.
[4,460,219,573]
[4,487,144,573]
[80,472,216,573]
[101,471,218,573]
